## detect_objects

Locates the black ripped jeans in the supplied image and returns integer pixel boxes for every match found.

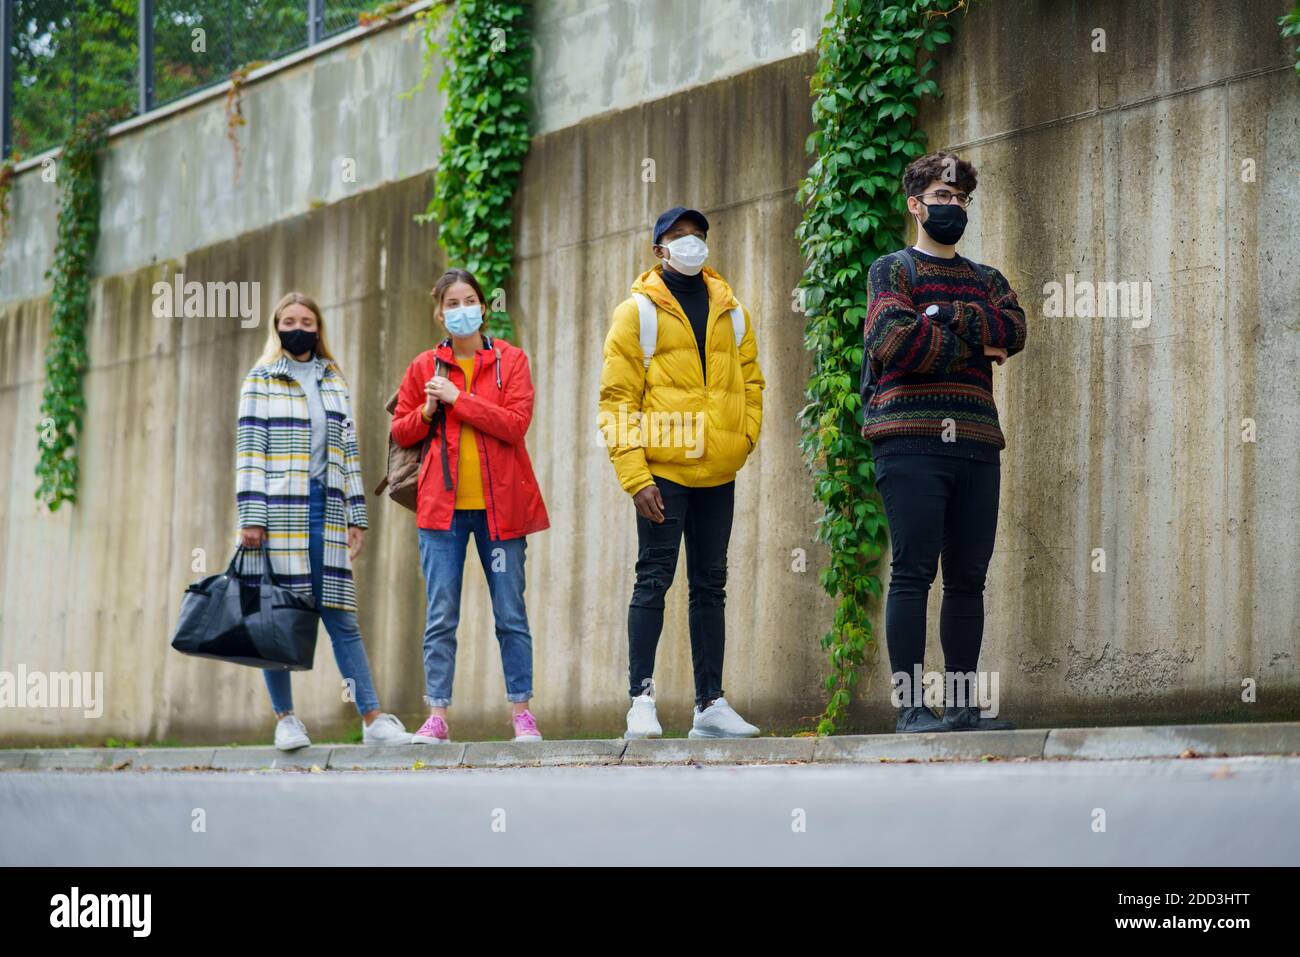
[627,476,735,706]
[874,452,1000,708]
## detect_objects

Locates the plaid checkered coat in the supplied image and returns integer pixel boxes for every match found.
[235,356,368,612]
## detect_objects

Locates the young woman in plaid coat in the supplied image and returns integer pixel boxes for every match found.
[237,292,410,750]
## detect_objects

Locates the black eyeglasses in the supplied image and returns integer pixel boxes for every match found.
[916,189,973,208]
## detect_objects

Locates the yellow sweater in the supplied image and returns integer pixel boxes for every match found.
[455,357,486,509]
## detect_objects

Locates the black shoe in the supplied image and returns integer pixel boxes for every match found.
[941,706,1015,731]
[895,705,948,733]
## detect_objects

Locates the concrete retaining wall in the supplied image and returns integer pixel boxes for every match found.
[0,0,1295,745]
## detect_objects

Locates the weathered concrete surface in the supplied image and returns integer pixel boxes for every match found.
[813,730,1049,763]
[622,737,818,765]
[23,749,120,771]
[0,750,28,769]
[4,720,1298,771]
[530,0,832,135]
[111,748,219,771]
[0,0,1296,745]
[0,0,833,305]
[1044,722,1300,760]
[208,746,333,771]
[461,739,626,767]
[328,743,467,770]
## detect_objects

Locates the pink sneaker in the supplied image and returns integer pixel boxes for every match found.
[512,709,542,742]
[413,714,450,744]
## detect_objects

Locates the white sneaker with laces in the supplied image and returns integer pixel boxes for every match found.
[274,714,311,751]
[362,713,411,746]
[624,693,663,739]
[688,697,759,738]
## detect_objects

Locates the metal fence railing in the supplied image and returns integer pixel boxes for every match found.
[1,0,386,160]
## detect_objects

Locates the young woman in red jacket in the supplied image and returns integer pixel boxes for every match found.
[391,269,550,743]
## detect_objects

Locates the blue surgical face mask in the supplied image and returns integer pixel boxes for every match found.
[443,303,483,336]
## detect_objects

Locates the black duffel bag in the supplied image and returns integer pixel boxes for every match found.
[171,545,319,670]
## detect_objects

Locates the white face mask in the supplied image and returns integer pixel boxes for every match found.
[658,234,708,276]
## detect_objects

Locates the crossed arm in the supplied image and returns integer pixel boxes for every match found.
[862,255,1028,377]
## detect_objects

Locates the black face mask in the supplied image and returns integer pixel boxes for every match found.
[919,202,967,245]
[278,328,318,357]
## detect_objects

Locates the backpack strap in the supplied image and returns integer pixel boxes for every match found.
[896,247,918,293]
[430,340,453,491]
[634,293,747,370]
[632,293,657,369]
[728,304,746,348]
[481,332,503,390]
[960,255,994,296]
[432,337,450,379]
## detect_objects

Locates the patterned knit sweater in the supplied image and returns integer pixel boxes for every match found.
[861,247,1028,462]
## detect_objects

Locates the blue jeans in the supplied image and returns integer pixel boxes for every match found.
[417,509,533,708]
[263,478,381,716]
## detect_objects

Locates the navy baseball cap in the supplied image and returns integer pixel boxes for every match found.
[652,206,709,245]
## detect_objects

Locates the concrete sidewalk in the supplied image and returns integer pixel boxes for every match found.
[3,721,1298,771]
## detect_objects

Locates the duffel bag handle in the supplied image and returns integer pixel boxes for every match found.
[230,541,285,589]
[255,542,284,588]
[231,543,287,661]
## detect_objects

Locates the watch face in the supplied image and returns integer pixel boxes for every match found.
[925,305,940,317]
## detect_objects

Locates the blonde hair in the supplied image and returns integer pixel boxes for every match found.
[255,292,345,380]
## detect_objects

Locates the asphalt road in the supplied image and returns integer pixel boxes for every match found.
[3,757,1297,866]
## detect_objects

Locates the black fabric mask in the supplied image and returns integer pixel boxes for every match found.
[920,202,967,245]
[278,328,318,357]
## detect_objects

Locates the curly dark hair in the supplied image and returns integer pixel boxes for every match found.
[903,151,977,197]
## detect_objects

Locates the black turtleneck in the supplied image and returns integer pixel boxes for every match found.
[661,266,710,380]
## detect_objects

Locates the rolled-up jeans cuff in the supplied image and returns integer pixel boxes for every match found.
[506,691,532,703]
[423,695,451,708]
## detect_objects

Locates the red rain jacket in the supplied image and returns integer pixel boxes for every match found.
[391,339,549,539]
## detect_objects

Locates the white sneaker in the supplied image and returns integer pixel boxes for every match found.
[362,713,411,746]
[274,714,311,751]
[624,693,663,739]
[688,697,759,738]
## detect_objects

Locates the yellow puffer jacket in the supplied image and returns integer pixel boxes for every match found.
[599,265,765,495]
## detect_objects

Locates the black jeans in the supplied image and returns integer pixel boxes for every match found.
[874,453,1000,708]
[627,476,735,706]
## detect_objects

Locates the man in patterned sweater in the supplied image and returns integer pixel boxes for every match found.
[861,151,1028,733]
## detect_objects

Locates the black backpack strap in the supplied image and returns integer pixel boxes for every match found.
[429,340,453,491]
[953,254,995,297]
[896,246,918,294]
[481,332,503,390]
[432,337,451,379]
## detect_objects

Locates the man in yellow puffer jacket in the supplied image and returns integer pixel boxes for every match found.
[598,206,765,740]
